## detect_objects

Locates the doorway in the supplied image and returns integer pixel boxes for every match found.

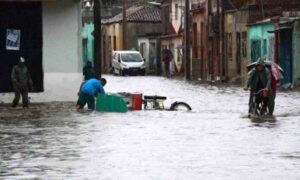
[236,32,241,75]
[280,29,293,85]
[0,2,43,92]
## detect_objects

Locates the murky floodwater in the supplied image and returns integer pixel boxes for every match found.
[1,75,300,179]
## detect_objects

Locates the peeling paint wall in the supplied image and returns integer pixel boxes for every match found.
[248,22,275,63]
[224,10,249,83]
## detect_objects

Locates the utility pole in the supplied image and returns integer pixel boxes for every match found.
[217,0,221,78]
[184,0,191,80]
[122,0,127,50]
[94,0,102,78]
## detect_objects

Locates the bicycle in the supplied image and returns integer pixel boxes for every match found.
[249,89,269,116]
[143,95,192,111]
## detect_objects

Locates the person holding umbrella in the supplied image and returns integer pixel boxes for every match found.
[244,58,275,116]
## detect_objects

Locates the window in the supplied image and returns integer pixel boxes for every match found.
[175,4,179,20]
[226,33,233,59]
[193,23,198,57]
[121,53,143,62]
[113,36,117,50]
[241,32,247,58]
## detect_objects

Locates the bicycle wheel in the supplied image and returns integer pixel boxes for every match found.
[170,102,192,111]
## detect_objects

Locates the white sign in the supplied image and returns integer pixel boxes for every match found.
[6,29,21,51]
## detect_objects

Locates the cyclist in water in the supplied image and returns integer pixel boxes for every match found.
[244,58,275,116]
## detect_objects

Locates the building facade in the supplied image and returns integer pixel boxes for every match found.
[0,0,82,92]
[102,5,162,73]
[190,0,222,81]
[160,0,185,76]
[248,16,300,87]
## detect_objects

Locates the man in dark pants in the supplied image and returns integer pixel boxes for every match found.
[76,78,107,111]
[244,59,275,116]
[162,49,173,78]
[11,57,34,107]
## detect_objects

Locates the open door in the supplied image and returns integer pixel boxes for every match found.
[280,29,293,85]
[0,2,43,92]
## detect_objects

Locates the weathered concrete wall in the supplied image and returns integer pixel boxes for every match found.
[103,22,161,71]
[126,23,161,51]
[171,0,185,33]
[42,0,82,72]
[104,22,161,51]
[191,2,208,80]
[224,10,249,83]
[248,22,274,63]
[224,13,235,79]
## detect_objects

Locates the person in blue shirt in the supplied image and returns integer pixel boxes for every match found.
[76,78,107,111]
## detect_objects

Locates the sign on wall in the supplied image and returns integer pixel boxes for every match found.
[6,29,21,51]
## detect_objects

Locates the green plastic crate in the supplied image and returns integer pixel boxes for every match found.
[96,94,128,113]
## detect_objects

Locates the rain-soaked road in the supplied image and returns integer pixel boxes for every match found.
[1,74,300,179]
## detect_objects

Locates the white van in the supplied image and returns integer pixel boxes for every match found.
[112,51,146,76]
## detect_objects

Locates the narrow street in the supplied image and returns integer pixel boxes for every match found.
[1,74,300,179]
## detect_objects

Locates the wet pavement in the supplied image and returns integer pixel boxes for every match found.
[1,74,300,179]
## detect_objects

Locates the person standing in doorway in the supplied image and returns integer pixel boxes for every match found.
[83,61,95,81]
[11,57,34,108]
[162,49,173,78]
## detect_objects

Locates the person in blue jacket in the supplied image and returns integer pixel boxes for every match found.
[76,78,107,111]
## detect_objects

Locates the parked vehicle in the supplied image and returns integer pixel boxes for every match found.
[112,51,146,76]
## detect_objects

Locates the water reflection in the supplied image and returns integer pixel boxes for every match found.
[250,116,277,126]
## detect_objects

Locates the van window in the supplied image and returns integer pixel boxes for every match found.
[121,53,143,62]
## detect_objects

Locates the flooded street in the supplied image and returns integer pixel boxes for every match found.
[1,74,300,179]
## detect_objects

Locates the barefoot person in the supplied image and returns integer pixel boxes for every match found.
[76,78,107,111]
[11,57,34,108]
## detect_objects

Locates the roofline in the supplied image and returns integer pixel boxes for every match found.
[103,5,161,25]
[113,50,141,53]
[102,20,162,25]
[247,17,279,26]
